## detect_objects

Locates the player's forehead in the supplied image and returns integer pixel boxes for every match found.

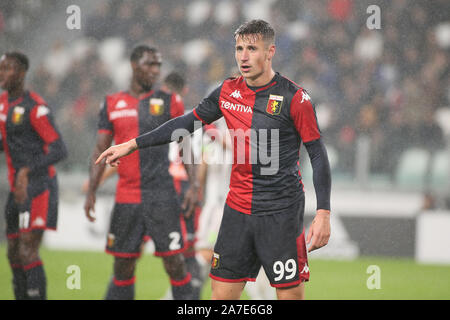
[0,54,10,65]
[235,33,265,47]
[0,55,17,68]
[138,50,162,64]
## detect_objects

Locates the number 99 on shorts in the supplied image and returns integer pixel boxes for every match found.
[273,259,297,281]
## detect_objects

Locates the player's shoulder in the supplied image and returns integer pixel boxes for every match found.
[223,75,244,87]
[0,91,7,101]
[277,74,315,106]
[105,91,129,100]
[152,89,181,109]
[220,76,246,95]
[104,91,132,109]
[27,91,48,106]
[277,74,306,95]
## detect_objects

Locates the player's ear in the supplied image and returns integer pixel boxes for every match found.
[16,67,27,82]
[267,44,276,61]
[130,60,138,72]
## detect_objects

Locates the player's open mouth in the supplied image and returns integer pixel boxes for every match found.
[240,65,250,72]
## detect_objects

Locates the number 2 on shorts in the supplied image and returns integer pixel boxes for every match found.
[168,231,181,250]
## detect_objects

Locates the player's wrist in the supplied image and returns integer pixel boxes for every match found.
[128,139,138,151]
[18,166,31,176]
[316,209,330,216]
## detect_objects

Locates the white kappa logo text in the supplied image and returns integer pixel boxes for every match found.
[230,90,243,99]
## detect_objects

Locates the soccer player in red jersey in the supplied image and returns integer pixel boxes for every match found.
[0,52,68,299]
[84,45,198,300]
[96,20,332,300]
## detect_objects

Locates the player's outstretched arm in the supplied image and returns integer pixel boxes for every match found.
[95,139,137,167]
[96,111,200,166]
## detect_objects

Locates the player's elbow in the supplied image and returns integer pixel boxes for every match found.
[53,140,68,163]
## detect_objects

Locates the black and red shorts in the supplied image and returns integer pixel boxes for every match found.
[5,176,58,238]
[105,194,188,258]
[209,194,309,288]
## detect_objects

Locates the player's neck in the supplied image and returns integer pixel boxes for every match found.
[244,68,275,87]
[8,85,25,101]
[129,80,152,98]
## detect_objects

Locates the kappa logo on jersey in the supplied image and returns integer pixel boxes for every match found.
[149,98,164,116]
[230,90,243,99]
[12,106,25,124]
[115,100,128,109]
[266,94,283,115]
[36,105,49,118]
[301,90,311,103]
[211,253,220,269]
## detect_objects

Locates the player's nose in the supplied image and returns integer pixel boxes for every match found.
[241,49,250,60]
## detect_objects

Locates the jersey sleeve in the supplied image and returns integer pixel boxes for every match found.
[290,89,321,143]
[170,93,185,118]
[29,103,68,171]
[192,84,223,125]
[97,98,113,135]
[29,104,61,144]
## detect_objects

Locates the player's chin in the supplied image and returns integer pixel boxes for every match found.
[139,80,154,91]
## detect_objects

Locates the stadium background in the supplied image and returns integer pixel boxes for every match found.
[0,0,449,299]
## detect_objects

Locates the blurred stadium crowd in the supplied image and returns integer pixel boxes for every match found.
[1,0,449,200]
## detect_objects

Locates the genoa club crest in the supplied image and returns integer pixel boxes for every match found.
[266,94,283,115]
[211,253,220,269]
[149,98,164,116]
[107,233,115,248]
[12,106,25,124]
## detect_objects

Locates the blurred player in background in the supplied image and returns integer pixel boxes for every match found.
[96,20,332,300]
[84,45,198,300]
[193,118,231,292]
[161,72,206,299]
[0,51,68,299]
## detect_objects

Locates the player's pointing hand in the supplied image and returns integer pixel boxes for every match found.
[95,139,138,167]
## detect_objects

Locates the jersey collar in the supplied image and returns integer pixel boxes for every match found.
[245,72,279,93]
